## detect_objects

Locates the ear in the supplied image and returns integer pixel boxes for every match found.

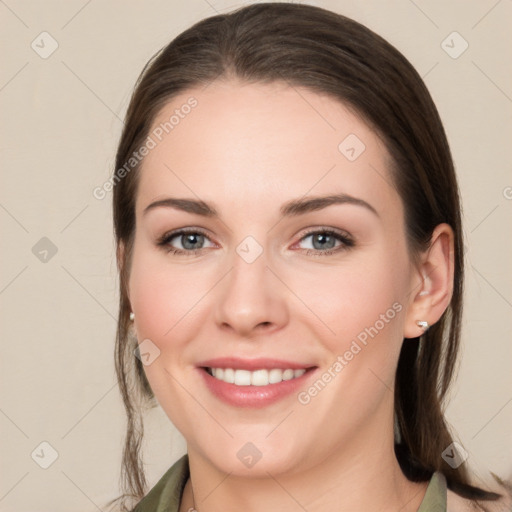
[403,223,455,339]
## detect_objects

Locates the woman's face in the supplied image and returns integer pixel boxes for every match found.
[126,79,423,476]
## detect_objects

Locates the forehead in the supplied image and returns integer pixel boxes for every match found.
[135,79,401,221]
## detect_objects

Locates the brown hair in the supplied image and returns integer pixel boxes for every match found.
[107,3,506,510]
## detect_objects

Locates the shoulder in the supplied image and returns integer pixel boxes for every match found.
[447,487,512,512]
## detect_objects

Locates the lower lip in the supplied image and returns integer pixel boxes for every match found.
[198,367,317,408]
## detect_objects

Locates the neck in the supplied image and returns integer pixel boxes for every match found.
[181,420,428,512]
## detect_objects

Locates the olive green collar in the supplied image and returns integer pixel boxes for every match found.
[133,454,446,512]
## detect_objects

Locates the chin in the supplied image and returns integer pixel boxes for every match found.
[200,442,306,477]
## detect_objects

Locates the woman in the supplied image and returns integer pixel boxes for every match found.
[106,3,511,511]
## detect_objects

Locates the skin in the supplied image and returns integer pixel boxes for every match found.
[120,79,457,511]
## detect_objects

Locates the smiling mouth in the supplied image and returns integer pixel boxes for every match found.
[202,367,314,386]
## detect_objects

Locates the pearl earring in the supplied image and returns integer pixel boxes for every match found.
[416,320,429,331]
[129,312,135,321]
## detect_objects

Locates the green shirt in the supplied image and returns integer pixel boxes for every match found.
[132,454,447,512]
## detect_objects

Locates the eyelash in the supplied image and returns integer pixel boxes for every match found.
[156,227,355,257]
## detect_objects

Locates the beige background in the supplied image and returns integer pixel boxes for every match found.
[1,1,511,510]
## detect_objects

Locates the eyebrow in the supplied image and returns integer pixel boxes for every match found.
[143,193,379,219]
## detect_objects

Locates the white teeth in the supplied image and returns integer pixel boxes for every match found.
[208,367,307,386]
[251,369,268,386]
[234,369,252,386]
[268,368,283,384]
[282,369,295,381]
[223,368,235,383]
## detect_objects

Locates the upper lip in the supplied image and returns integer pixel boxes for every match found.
[198,357,317,371]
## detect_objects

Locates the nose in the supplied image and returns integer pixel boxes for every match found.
[214,243,289,338]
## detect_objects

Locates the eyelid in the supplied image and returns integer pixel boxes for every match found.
[295,226,353,242]
[157,227,215,249]
[292,226,354,253]
[157,225,354,255]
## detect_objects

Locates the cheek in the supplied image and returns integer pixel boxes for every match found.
[128,248,207,349]
[296,268,405,426]
[127,250,208,420]
[298,247,409,389]
[301,257,405,341]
